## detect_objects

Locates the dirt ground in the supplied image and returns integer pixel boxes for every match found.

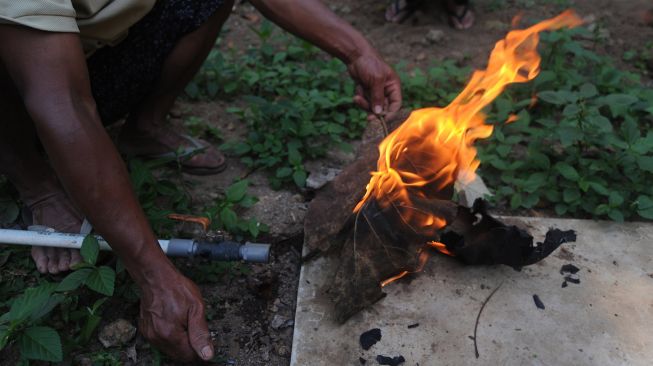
[2,1,651,365]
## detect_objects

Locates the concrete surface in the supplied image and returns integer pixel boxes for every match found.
[291,217,653,366]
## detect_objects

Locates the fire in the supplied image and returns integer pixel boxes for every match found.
[355,11,582,246]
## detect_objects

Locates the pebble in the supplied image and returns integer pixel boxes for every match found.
[98,319,136,348]
[425,29,446,44]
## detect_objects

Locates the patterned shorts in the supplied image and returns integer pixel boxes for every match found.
[87,0,226,124]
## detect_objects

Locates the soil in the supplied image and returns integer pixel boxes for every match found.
[1,1,652,365]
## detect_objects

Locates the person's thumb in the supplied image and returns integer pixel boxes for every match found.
[188,304,213,361]
[370,76,386,116]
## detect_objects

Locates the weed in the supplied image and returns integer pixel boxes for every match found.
[188,21,367,188]
[477,27,653,220]
[0,235,115,363]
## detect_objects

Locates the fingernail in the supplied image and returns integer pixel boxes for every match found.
[374,105,383,114]
[201,345,213,360]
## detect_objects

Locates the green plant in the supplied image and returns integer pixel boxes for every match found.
[477,27,653,221]
[204,179,268,239]
[0,235,115,363]
[189,21,367,188]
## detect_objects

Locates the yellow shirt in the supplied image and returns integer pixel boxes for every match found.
[0,0,156,54]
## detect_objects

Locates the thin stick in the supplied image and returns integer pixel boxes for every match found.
[378,115,389,137]
[472,281,504,359]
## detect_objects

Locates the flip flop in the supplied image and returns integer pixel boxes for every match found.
[385,0,423,23]
[118,133,227,175]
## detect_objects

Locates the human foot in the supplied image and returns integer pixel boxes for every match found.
[118,124,226,175]
[385,0,423,23]
[28,190,83,274]
[445,0,475,30]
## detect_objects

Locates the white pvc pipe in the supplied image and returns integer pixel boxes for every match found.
[0,228,170,253]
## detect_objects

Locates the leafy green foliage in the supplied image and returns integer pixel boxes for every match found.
[188,21,367,188]
[204,179,268,239]
[476,27,653,221]
[0,235,115,362]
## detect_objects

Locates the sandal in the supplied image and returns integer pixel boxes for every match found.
[385,0,424,23]
[444,0,475,30]
[118,130,227,176]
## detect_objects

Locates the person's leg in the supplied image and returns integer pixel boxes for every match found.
[0,69,82,274]
[115,0,235,173]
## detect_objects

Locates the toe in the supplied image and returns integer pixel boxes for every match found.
[58,249,72,272]
[31,246,49,273]
[46,247,61,274]
[69,250,82,267]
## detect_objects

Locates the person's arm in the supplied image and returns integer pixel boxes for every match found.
[0,25,213,362]
[249,0,402,120]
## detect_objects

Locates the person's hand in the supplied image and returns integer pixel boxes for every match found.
[347,49,402,122]
[138,266,214,362]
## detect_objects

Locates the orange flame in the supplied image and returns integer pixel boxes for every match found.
[356,11,582,251]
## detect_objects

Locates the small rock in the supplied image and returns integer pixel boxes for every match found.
[415,52,426,61]
[276,345,290,357]
[306,168,341,190]
[425,29,445,44]
[98,319,136,348]
[340,5,352,14]
[271,314,287,329]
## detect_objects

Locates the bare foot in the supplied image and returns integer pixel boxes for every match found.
[29,191,83,274]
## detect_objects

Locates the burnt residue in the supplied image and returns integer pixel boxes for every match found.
[407,323,419,329]
[359,357,367,365]
[376,355,406,366]
[360,328,382,350]
[560,263,580,275]
[533,294,545,310]
[441,199,577,268]
[564,276,580,284]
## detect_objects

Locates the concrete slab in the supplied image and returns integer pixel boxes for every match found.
[291,217,653,366]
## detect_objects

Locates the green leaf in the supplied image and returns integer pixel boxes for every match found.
[0,198,19,225]
[85,266,115,296]
[275,167,293,178]
[602,93,638,116]
[81,235,100,266]
[555,162,580,181]
[636,195,653,219]
[288,147,302,166]
[608,209,624,222]
[589,182,610,196]
[8,285,53,323]
[226,180,249,203]
[637,156,653,173]
[555,203,568,215]
[510,194,522,209]
[537,91,566,105]
[563,188,581,203]
[219,207,238,231]
[18,326,62,362]
[292,170,307,187]
[578,83,597,98]
[56,268,93,292]
[608,192,624,207]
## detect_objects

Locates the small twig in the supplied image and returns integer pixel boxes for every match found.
[377,114,389,137]
[472,281,504,359]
